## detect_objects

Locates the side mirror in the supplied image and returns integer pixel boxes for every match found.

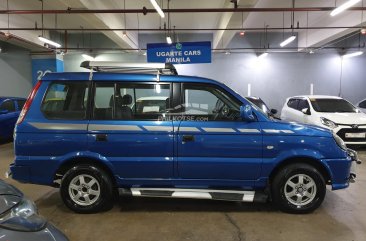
[240,104,256,121]
[0,109,8,114]
[301,108,311,115]
[270,109,278,115]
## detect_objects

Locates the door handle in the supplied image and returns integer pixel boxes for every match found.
[96,134,108,142]
[182,135,194,142]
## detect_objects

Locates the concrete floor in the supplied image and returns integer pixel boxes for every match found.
[1,142,365,241]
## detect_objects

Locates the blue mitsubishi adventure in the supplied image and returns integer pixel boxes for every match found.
[9,62,359,214]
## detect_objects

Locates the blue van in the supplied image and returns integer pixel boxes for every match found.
[0,97,26,141]
[9,62,359,214]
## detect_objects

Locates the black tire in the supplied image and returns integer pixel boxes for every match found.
[271,163,326,214]
[60,165,114,213]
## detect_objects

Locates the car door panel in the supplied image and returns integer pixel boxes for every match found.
[88,82,174,181]
[88,121,174,179]
[177,121,262,181]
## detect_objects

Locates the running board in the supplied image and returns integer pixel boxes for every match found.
[119,188,268,203]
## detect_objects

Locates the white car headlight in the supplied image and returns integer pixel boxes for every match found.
[320,117,338,129]
[0,198,46,232]
[333,133,347,151]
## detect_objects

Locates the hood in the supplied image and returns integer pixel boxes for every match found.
[0,179,23,215]
[317,112,366,125]
[264,120,332,137]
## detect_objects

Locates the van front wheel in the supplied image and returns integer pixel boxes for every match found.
[271,163,326,214]
[60,165,114,213]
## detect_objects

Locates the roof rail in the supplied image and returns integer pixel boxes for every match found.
[80,61,178,75]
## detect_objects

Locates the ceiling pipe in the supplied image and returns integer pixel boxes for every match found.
[0,7,366,15]
[42,46,363,51]
[0,26,364,32]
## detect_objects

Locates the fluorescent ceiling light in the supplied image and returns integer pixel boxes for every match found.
[258,52,268,59]
[150,0,165,18]
[166,36,172,44]
[82,54,95,61]
[330,0,361,16]
[38,36,61,48]
[342,51,363,59]
[280,35,296,47]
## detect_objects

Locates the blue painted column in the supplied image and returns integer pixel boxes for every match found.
[31,54,64,86]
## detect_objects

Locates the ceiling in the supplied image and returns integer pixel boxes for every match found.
[0,0,365,53]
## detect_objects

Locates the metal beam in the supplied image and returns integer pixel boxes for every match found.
[1,27,364,31]
[0,7,366,14]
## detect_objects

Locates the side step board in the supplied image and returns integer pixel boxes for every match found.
[119,188,268,203]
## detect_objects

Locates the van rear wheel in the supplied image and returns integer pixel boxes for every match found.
[60,165,114,213]
[271,163,326,214]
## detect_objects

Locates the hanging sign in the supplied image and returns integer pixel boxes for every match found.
[147,41,211,64]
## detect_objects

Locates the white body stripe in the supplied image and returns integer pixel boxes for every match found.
[29,122,87,130]
[89,124,142,131]
[237,128,261,133]
[179,127,201,132]
[263,129,294,134]
[202,128,236,133]
[143,126,173,132]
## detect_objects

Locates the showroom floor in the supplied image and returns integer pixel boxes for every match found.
[1,142,365,241]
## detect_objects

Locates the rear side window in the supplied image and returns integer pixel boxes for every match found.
[359,100,366,108]
[17,100,26,110]
[41,82,89,120]
[0,100,15,112]
[93,82,171,121]
[287,99,299,109]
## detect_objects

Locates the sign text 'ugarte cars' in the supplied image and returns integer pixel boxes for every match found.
[147,41,211,64]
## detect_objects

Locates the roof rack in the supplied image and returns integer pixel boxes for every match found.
[80,61,178,75]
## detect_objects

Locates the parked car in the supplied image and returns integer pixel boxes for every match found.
[9,62,358,214]
[356,99,366,113]
[281,95,366,145]
[246,96,279,119]
[0,97,26,141]
[0,179,68,241]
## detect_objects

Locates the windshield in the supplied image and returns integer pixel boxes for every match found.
[310,98,357,113]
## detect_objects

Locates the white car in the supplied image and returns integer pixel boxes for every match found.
[281,95,366,145]
[356,99,366,113]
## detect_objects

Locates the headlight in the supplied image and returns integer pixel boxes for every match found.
[0,198,47,232]
[320,117,338,129]
[333,133,347,151]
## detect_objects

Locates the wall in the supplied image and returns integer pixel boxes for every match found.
[0,42,32,98]
[64,50,366,112]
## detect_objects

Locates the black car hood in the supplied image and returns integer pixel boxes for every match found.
[0,179,23,215]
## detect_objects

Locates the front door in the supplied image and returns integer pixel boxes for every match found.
[88,82,174,183]
[176,83,262,188]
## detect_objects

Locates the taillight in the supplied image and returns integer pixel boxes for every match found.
[16,80,42,125]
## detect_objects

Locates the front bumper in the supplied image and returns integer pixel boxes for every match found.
[334,126,366,145]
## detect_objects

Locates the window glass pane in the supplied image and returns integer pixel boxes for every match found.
[183,84,241,121]
[287,99,299,109]
[93,83,171,121]
[359,100,366,108]
[41,82,89,119]
[297,99,309,111]
[93,84,114,120]
[17,100,26,110]
[0,100,15,112]
[310,98,357,113]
